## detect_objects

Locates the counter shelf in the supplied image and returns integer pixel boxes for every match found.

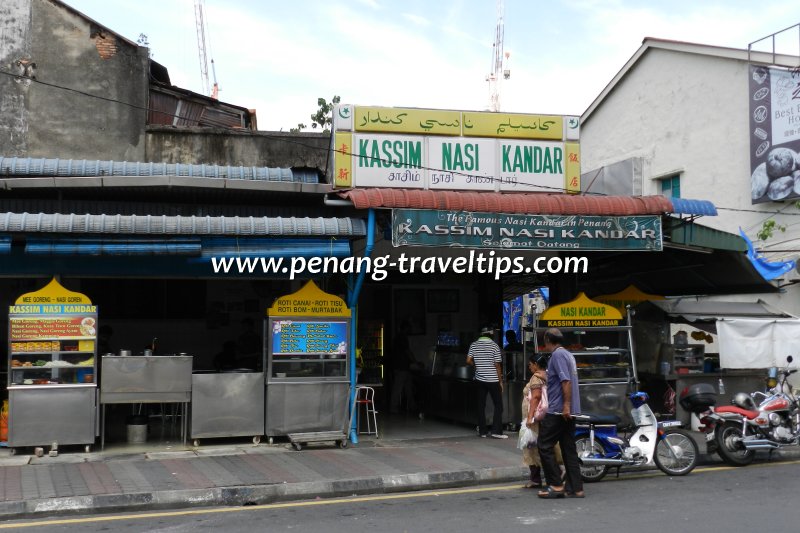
[525,320,638,425]
[190,370,265,446]
[99,355,192,449]
[7,312,98,451]
[264,313,351,440]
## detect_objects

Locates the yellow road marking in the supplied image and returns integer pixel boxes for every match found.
[4,459,800,529]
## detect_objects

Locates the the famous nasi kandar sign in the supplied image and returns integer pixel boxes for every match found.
[749,65,800,204]
[332,105,581,194]
[391,209,662,251]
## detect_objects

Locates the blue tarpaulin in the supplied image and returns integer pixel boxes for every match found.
[739,228,796,281]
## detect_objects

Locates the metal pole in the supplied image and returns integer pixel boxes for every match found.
[347,209,376,443]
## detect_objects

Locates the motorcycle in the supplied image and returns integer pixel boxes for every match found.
[692,355,799,466]
[574,391,699,482]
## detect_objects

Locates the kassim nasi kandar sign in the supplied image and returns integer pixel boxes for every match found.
[332,105,581,194]
[391,209,662,251]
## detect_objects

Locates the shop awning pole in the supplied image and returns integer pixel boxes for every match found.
[347,208,376,444]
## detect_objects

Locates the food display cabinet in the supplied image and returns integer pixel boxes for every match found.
[6,279,98,452]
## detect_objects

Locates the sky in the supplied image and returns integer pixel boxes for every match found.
[66,0,800,132]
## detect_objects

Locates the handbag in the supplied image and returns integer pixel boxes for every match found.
[533,384,548,422]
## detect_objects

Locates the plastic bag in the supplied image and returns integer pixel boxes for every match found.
[517,423,538,449]
[533,385,549,422]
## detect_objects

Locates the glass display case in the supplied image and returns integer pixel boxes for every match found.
[525,324,638,424]
[9,338,96,386]
[6,279,99,451]
[357,320,383,385]
[267,319,350,381]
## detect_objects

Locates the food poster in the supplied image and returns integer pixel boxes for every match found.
[8,278,97,373]
[749,65,800,204]
[266,280,352,378]
[10,316,96,341]
[271,320,348,356]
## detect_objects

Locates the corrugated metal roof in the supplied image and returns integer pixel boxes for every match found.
[0,213,365,237]
[0,157,317,183]
[336,189,675,215]
[670,198,718,216]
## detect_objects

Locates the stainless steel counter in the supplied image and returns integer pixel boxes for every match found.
[99,355,193,448]
[191,372,264,443]
[265,381,349,438]
[100,356,192,403]
[7,384,96,448]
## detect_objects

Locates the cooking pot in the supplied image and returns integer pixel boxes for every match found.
[454,366,471,380]
[119,349,132,357]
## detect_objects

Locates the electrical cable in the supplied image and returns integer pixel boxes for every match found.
[5,66,800,215]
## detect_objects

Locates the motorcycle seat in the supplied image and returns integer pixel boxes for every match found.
[715,405,759,419]
[575,413,621,426]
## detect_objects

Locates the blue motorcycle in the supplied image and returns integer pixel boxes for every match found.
[573,392,699,482]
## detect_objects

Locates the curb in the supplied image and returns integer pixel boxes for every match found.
[0,466,529,520]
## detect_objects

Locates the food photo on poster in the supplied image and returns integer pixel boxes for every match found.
[750,65,800,203]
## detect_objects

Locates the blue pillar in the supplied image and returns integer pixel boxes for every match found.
[347,209,376,444]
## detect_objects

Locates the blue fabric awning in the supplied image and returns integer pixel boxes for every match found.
[670,198,718,216]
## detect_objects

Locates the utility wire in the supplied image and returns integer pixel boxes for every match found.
[5,66,800,215]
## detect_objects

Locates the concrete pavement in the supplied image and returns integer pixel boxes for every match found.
[1,417,798,520]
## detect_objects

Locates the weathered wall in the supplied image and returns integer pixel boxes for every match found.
[145,128,331,174]
[0,0,148,160]
[0,0,32,155]
[581,47,800,314]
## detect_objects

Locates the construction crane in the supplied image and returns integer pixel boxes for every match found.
[486,0,510,112]
[194,0,219,99]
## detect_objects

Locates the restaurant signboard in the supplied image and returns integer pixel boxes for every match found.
[333,105,581,193]
[391,209,663,251]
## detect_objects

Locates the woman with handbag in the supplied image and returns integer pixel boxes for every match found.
[521,355,563,488]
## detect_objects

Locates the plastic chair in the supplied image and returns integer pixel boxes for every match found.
[354,386,378,436]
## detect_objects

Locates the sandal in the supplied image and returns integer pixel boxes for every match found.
[537,486,566,499]
[566,491,585,498]
[524,482,542,489]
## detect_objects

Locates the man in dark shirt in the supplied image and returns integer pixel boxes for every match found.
[537,327,584,499]
[504,329,523,352]
[390,321,418,414]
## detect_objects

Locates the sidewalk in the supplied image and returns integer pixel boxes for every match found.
[1,419,798,519]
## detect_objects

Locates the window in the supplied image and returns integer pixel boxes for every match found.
[660,175,681,198]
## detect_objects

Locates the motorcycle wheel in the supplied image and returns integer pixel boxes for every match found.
[575,436,609,482]
[714,422,755,466]
[654,429,699,476]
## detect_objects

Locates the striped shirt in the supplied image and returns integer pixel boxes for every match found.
[468,337,502,382]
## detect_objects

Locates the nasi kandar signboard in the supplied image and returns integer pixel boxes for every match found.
[332,104,581,194]
[391,208,662,251]
[539,293,624,328]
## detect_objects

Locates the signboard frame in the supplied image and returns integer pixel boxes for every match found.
[391,208,663,251]
[748,65,800,204]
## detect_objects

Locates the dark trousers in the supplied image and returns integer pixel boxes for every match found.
[538,414,583,493]
[476,380,503,435]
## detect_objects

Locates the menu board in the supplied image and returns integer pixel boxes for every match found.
[9,316,97,340]
[271,320,348,356]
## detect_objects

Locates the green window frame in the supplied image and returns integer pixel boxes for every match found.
[660,175,681,198]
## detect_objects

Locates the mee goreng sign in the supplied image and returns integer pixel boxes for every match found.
[391,209,662,251]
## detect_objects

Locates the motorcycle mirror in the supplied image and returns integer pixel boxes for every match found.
[788,355,793,364]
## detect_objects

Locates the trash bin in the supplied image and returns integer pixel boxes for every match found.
[126,415,148,444]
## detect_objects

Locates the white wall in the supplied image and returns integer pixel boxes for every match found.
[582,47,800,315]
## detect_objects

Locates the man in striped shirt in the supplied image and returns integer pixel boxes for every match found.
[466,326,507,438]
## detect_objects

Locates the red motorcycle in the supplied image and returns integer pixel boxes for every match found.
[681,356,799,466]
